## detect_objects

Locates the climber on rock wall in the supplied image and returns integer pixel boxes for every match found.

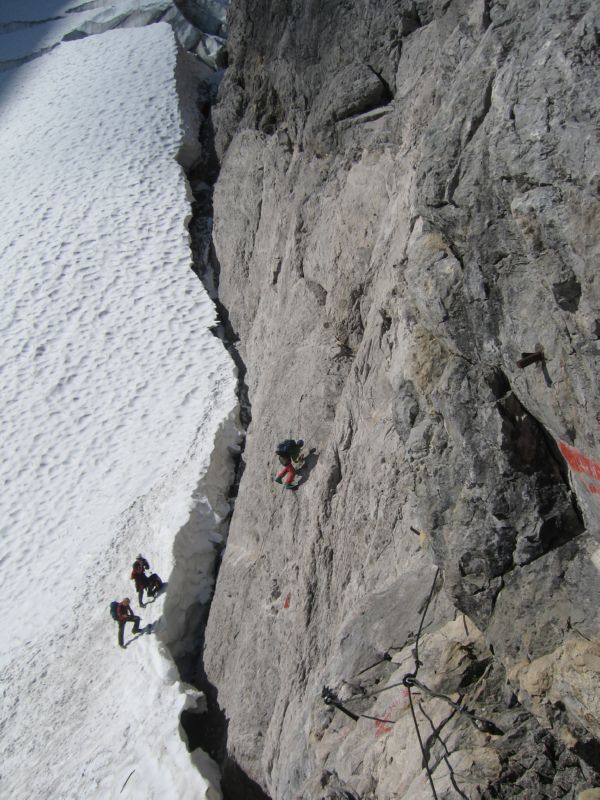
[274,439,304,487]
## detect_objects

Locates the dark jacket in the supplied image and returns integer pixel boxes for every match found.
[288,442,303,461]
[131,558,150,589]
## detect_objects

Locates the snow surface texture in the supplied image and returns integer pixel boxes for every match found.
[0,9,236,800]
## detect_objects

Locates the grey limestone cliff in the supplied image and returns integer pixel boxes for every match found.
[202,0,600,797]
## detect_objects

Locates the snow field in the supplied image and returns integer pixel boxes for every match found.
[0,23,219,658]
[1,402,236,799]
[0,13,237,800]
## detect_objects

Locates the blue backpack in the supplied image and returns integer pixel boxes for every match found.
[276,439,296,456]
[109,601,119,621]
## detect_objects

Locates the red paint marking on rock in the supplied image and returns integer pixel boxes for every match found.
[283,593,291,609]
[559,441,600,483]
[374,695,407,737]
[374,719,393,736]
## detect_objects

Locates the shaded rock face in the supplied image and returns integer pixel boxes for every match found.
[203,0,600,796]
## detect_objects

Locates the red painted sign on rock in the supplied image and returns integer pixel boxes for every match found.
[559,440,600,501]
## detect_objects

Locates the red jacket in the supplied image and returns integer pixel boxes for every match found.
[116,602,135,623]
[131,560,148,590]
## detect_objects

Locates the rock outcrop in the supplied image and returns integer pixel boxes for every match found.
[202,0,600,796]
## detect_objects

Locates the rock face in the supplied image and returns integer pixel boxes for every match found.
[203,0,600,797]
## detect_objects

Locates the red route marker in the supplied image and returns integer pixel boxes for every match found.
[559,441,600,482]
[374,692,409,737]
[559,441,600,502]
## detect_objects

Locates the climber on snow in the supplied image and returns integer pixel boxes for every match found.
[115,597,142,649]
[274,438,304,488]
[131,554,163,607]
